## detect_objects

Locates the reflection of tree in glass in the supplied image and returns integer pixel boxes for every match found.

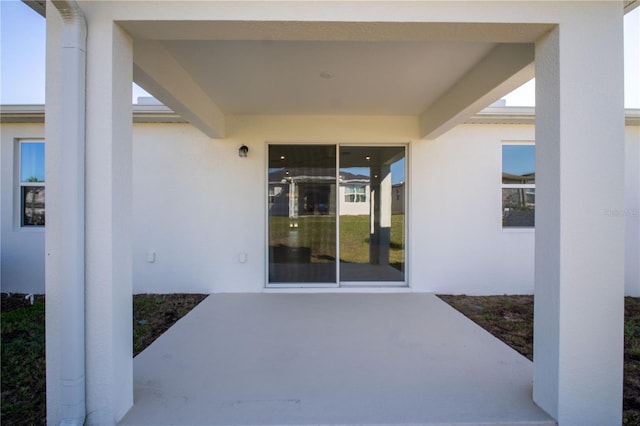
[26,176,43,183]
[23,185,45,226]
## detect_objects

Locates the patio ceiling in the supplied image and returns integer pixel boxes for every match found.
[121,21,549,139]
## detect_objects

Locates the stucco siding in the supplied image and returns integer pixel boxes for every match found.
[626,125,640,296]
[411,124,536,295]
[1,123,45,294]
[132,116,535,294]
[2,117,638,295]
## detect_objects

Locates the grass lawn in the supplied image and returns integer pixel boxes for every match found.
[1,295,46,424]
[269,214,405,266]
[2,293,639,424]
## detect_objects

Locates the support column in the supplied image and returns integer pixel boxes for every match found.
[369,165,391,265]
[45,5,68,423]
[83,19,133,424]
[533,4,625,425]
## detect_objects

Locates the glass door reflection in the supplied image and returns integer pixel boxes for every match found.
[268,145,337,284]
[339,146,405,283]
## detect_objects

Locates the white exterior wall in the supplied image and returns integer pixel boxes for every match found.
[133,115,419,293]
[0,123,45,294]
[412,124,536,295]
[3,118,638,296]
[627,125,640,296]
[135,118,636,296]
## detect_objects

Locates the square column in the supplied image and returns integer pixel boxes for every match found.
[369,165,392,265]
[83,20,134,424]
[533,4,625,425]
[45,8,134,425]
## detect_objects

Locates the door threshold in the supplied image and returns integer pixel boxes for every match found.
[264,286,411,293]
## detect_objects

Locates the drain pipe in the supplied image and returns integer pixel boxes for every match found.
[51,1,87,425]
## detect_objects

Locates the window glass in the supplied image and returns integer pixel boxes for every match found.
[502,144,535,184]
[502,144,535,228]
[339,146,405,282]
[267,144,407,286]
[19,141,45,227]
[268,145,337,283]
[22,187,46,226]
[20,142,45,182]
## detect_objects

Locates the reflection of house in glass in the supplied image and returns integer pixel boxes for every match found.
[22,187,45,226]
[502,172,535,227]
[269,170,406,218]
[392,182,405,215]
[268,168,337,218]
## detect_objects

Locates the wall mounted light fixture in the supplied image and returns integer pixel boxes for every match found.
[239,145,249,157]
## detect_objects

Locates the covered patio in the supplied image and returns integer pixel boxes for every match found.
[120,293,554,425]
[44,1,628,425]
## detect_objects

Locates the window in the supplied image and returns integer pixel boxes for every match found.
[344,185,366,203]
[502,144,535,228]
[19,141,45,227]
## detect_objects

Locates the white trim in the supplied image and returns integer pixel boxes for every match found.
[503,184,535,189]
[267,282,339,289]
[340,281,407,287]
[264,286,412,294]
[502,228,535,234]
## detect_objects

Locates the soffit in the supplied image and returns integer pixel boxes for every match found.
[121,20,549,136]
[161,39,496,115]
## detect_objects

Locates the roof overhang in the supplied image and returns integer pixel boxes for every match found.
[24,1,638,139]
[117,19,550,139]
[3,104,638,126]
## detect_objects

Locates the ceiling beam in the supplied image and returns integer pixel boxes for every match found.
[419,43,534,140]
[133,39,225,138]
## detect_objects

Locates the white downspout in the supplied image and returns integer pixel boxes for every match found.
[51,1,87,425]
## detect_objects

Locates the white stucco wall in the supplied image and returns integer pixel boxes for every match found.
[412,124,536,295]
[2,117,638,296]
[132,115,419,293]
[1,123,45,294]
[627,125,640,296]
[131,116,535,295]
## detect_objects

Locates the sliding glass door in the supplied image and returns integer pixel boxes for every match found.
[268,145,337,284]
[339,146,405,283]
[267,144,406,287]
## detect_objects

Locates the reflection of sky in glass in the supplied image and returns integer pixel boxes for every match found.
[342,167,370,177]
[502,145,535,176]
[391,158,405,184]
[340,158,406,185]
[21,142,45,182]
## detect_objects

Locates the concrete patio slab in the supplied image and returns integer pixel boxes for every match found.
[119,293,555,426]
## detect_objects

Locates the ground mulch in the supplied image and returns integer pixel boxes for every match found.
[440,295,640,425]
[2,293,639,424]
[132,293,207,356]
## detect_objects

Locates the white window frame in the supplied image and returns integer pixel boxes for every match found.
[17,140,45,228]
[344,184,366,203]
[501,141,535,229]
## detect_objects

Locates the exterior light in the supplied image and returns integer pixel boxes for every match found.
[365,156,371,161]
[239,145,249,157]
